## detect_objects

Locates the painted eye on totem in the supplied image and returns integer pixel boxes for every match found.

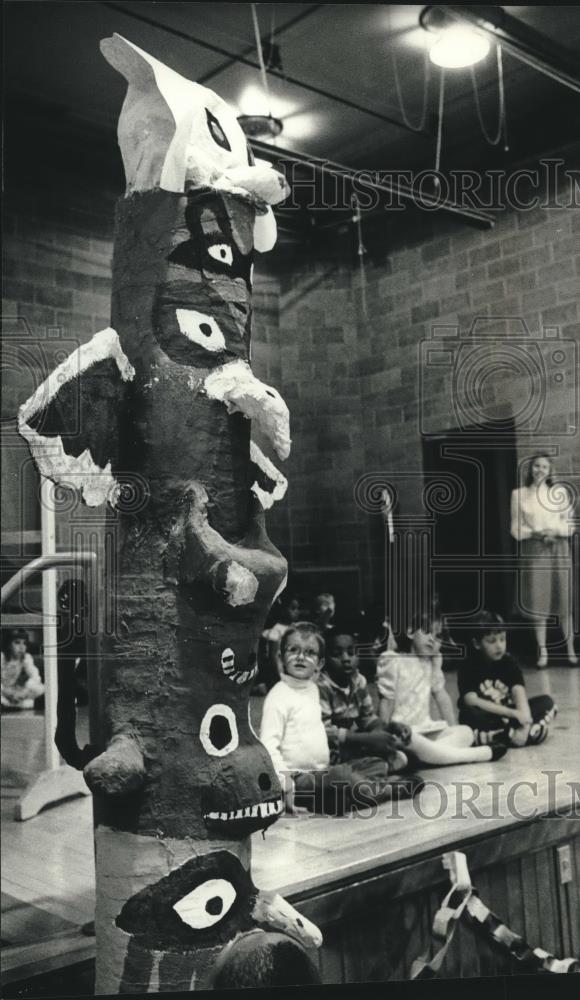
[176,309,226,352]
[206,108,231,151]
[173,878,237,930]
[115,850,255,950]
[207,243,233,267]
[200,704,239,757]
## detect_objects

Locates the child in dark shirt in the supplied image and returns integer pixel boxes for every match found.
[458,611,557,747]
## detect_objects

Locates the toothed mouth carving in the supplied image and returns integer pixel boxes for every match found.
[204,797,283,823]
[250,440,287,510]
[222,660,259,685]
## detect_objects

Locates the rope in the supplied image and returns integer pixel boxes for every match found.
[351,196,368,319]
[392,46,431,133]
[433,69,445,188]
[251,3,273,116]
[470,44,509,150]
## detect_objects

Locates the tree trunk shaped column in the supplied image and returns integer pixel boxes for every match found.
[19,32,321,994]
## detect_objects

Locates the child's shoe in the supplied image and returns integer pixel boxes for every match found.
[527,720,549,745]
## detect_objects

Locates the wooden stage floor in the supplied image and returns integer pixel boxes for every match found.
[2,664,579,986]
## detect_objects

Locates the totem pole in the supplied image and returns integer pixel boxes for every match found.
[19,35,321,993]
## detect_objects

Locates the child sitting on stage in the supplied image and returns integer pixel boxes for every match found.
[1,628,45,710]
[458,610,557,747]
[376,612,508,765]
[260,621,423,816]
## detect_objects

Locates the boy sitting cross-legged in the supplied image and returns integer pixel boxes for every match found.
[458,610,557,747]
[259,621,423,816]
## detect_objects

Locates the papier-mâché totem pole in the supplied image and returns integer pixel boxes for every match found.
[19,34,321,993]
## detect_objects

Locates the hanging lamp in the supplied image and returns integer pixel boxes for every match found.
[238,5,284,142]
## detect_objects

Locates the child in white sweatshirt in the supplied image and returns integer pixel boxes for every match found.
[259,622,422,815]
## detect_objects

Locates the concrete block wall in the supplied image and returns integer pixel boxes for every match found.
[274,177,579,609]
[273,247,373,605]
[2,180,115,595]
[3,167,579,617]
[1,179,284,580]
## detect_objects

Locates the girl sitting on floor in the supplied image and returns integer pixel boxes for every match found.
[1,628,45,710]
[376,611,508,766]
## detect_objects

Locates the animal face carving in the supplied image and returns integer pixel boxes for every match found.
[155,190,254,369]
[113,849,321,992]
[100,33,288,251]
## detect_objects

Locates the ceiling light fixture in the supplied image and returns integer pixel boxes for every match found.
[238,4,285,144]
[429,26,490,68]
[238,114,283,141]
[420,6,490,69]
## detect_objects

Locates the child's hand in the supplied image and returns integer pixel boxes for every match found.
[284,786,308,816]
[384,721,412,747]
[511,723,530,747]
[513,708,533,727]
[362,730,402,759]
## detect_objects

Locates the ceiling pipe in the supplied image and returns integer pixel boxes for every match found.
[420,5,580,95]
[251,138,495,228]
[102,1,433,137]
[197,4,325,85]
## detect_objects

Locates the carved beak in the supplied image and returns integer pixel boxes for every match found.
[204,359,290,460]
[252,890,323,949]
[204,359,290,510]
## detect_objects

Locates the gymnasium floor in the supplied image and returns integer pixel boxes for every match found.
[1,664,579,986]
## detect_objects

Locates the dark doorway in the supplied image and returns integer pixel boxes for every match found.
[422,420,518,625]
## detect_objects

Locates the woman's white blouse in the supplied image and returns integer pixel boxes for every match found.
[510,484,574,540]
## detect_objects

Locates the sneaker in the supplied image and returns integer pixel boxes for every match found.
[527,721,549,746]
[490,743,509,761]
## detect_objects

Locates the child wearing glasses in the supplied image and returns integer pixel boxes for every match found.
[259,621,423,815]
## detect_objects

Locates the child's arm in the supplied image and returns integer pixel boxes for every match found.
[379,698,394,723]
[356,680,382,732]
[259,690,292,797]
[319,680,399,759]
[376,652,397,724]
[432,688,456,725]
[431,654,456,725]
[511,684,533,725]
[21,654,44,693]
[462,690,521,721]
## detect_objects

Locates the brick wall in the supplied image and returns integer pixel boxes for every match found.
[3,163,579,619]
[2,177,116,601]
[1,175,282,582]
[274,170,580,612]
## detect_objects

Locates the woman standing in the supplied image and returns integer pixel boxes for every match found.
[511,454,578,668]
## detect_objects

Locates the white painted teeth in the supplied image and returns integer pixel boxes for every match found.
[204,798,283,822]
[234,665,258,685]
[250,440,288,510]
